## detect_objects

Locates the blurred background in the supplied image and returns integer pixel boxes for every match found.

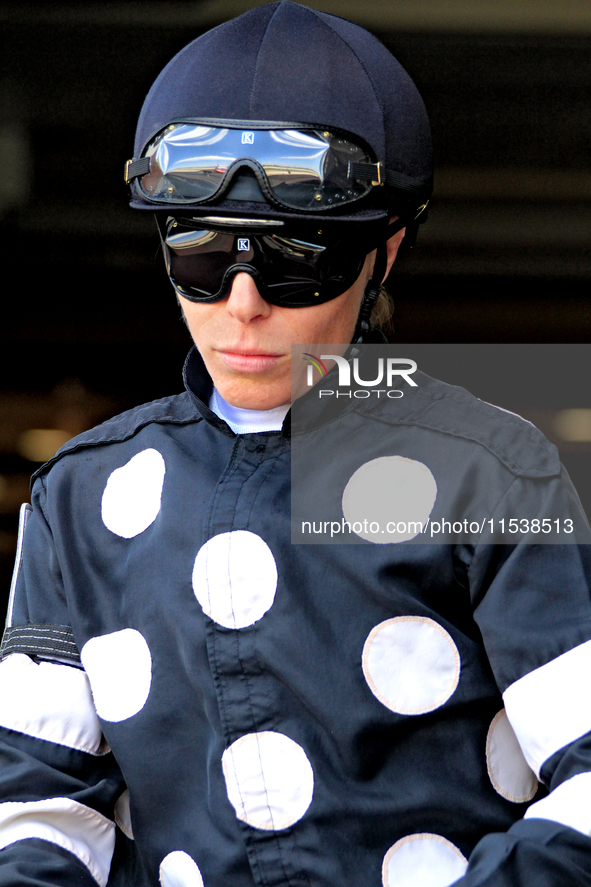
[1,0,590,599]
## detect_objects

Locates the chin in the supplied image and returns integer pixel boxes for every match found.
[218,380,291,411]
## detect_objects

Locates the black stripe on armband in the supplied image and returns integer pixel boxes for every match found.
[0,624,81,666]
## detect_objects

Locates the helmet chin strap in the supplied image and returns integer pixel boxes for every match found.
[352,218,404,344]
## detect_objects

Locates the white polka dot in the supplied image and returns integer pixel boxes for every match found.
[192,531,277,629]
[222,731,314,831]
[486,709,538,803]
[342,456,437,543]
[114,790,133,840]
[159,851,204,887]
[382,834,468,887]
[81,629,152,722]
[101,449,165,539]
[362,617,460,715]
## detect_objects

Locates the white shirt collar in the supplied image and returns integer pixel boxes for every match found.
[209,387,290,434]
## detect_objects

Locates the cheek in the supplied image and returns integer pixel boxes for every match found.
[311,289,365,343]
[180,301,220,345]
[280,307,337,345]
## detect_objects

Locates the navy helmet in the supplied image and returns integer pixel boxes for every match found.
[126,1,433,229]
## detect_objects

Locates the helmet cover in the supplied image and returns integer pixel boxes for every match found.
[130,1,432,225]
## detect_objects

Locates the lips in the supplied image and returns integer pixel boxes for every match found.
[217,350,284,373]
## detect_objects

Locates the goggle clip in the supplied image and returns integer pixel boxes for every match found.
[371,162,384,187]
[125,156,151,184]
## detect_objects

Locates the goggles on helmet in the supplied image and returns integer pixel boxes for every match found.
[157,216,383,308]
[126,121,429,215]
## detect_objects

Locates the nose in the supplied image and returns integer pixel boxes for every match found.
[225,272,271,324]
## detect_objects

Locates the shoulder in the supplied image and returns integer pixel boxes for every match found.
[32,392,200,483]
[357,371,560,479]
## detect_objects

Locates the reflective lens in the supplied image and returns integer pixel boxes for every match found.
[161,219,371,307]
[138,124,373,211]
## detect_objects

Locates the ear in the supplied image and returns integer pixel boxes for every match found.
[381,222,406,283]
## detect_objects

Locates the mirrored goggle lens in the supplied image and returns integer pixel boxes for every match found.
[137,124,373,211]
[163,223,367,306]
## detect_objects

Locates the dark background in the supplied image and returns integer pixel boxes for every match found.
[1,1,590,601]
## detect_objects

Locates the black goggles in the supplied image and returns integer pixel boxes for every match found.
[126,121,429,214]
[158,216,383,308]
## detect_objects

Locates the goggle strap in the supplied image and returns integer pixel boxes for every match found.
[125,157,151,184]
[348,161,429,196]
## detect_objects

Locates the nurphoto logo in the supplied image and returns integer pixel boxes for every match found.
[302,353,418,399]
